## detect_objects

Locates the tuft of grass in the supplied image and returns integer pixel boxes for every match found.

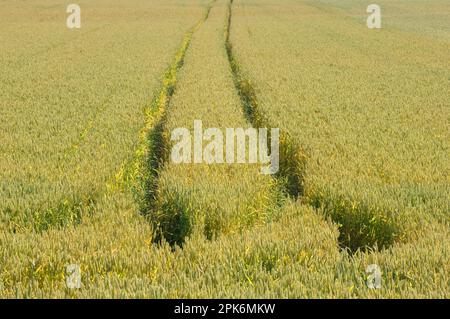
[4,196,96,233]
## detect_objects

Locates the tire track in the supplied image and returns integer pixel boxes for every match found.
[117,2,216,217]
[142,0,282,247]
[225,0,396,252]
[225,0,307,199]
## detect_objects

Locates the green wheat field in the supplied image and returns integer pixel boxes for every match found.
[0,0,449,298]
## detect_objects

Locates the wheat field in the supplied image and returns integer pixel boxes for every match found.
[0,0,448,298]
